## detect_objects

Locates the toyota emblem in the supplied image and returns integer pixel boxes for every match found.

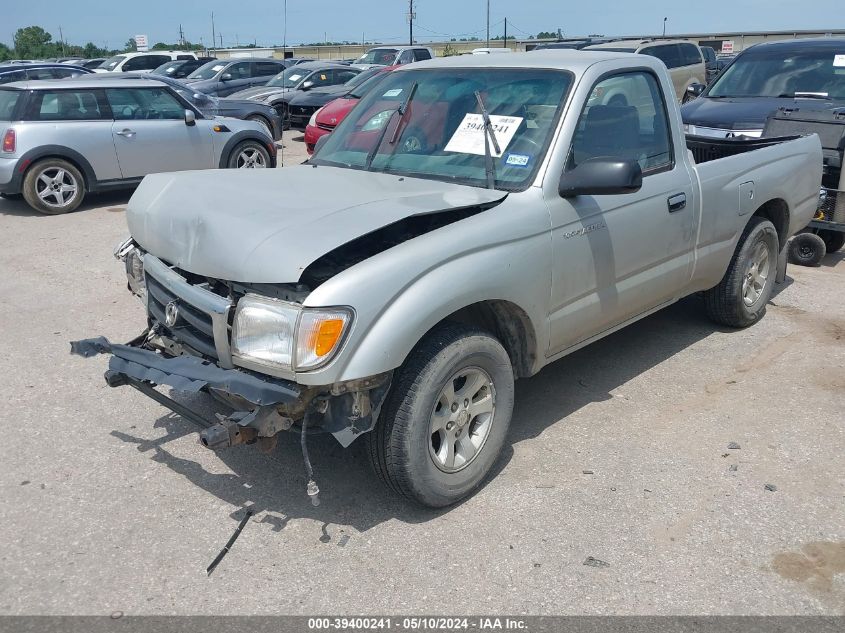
[164,300,179,327]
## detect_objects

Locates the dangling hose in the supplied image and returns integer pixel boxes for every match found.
[301,411,320,506]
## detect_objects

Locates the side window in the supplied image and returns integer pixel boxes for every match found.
[413,49,432,61]
[25,68,57,80]
[0,70,26,85]
[123,55,169,71]
[106,88,185,120]
[228,62,252,79]
[28,90,104,120]
[642,44,681,69]
[569,71,672,174]
[680,44,702,66]
[397,50,415,65]
[48,67,79,79]
[309,70,333,86]
[254,62,282,77]
[176,55,194,60]
[335,70,359,84]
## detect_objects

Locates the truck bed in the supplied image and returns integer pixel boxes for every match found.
[686,134,801,164]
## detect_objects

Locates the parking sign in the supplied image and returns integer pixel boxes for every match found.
[135,34,149,52]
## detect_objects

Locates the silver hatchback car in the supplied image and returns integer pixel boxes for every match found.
[0,78,276,214]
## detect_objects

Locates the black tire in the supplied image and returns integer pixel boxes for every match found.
[817,229,845,254]
[704,216,779,328]
[366,323,515,508]
[788,232,827,267]
[22,158,85,214]
[246,114,274,138]
[226,140,271,169]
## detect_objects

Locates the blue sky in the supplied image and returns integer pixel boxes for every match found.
[4,0,841,49]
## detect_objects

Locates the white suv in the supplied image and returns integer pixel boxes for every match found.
[94,51,199,74]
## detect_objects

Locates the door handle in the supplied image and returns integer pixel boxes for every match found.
[667,193,687,212]
[116,129,136,138]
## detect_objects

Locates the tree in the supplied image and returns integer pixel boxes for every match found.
[0,43,14,62]
[14,26,55,59]
[123,38,136,53]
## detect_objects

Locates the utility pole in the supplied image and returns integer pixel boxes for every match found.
[58,26,65,56]
[178,24,185,47]
[211,12,216,54]
[486,0,490,48]
[283,0,287,52]
[219,33,223,49]
[408,0,415,46]
[662,17,667,37]
[503,17,507,48]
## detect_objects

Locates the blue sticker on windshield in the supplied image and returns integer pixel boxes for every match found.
[505,153,531,167]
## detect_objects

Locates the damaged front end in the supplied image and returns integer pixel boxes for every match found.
[73,241,392,504]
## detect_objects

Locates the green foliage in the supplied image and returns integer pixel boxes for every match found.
[0,42,14,62]
[151,41,205,51]
[14,25,55,59]
[441,43,460,57]
[123,38,137,53]
[535,29,563,40]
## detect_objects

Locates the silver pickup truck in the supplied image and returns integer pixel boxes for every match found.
[74,51,822,508]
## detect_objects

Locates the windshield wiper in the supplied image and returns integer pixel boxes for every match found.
[364,82,418,171]
[474,90,501,190]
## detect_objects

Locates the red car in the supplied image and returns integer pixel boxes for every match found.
[304,67,396,154]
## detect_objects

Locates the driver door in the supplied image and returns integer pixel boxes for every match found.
[105,87,215,179]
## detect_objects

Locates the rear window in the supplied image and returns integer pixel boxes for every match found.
[0,69,26,85]
[27,90,105,121]
[0,89,21,120]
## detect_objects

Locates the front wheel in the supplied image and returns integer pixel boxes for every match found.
[366,324,515,507]
[704,216,778,328]
[227,140,270,169]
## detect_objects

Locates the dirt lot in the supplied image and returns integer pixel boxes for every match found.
[0,133,843,615]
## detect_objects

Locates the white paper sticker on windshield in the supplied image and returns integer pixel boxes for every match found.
[834,54,845,67]
[383,88,403,97]
[444,114,524,157]
[212,64,225,72]
[289,74,302,82]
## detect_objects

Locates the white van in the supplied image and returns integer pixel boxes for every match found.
[94,51,199,74]
[471,47,513,55]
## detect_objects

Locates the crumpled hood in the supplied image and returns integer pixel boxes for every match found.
[126,166,507,283]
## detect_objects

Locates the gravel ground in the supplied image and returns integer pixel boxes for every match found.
[0,133,843,615]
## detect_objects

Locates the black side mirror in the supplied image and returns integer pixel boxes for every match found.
[313,134,330,155]
[686,83,706,98]
[559,158,642,197]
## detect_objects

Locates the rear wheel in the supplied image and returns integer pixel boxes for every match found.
[817,229,844,254]
[704,216,778,328]
[227,140,270,169]
[22,158,85,214]
[788,232,827,266]
[366,324,514,508]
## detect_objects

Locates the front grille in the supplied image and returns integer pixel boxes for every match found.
[143,255,234,368]
[317,123,335,131]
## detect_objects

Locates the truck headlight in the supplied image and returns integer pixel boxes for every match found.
[232,294,352,372]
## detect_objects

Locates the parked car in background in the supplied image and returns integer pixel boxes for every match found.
[585,39,706,101]
[352,46,434,69]
[0,78,276,214]
[89,73,283,140]
[700,46,719,83]
[286,67,388,129]
[0,63,92,85]
[229,61,361,126]
[303,68,395,151]
[681,38,845,138]
[183,58,286,97]
[531,38,616,51]
[282,58,315,68]
[471,48,512,55]
[77,58,107,70]
[95,51,199,74]
[152,58,216,79]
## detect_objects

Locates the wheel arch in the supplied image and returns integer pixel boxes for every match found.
[750,198,789,248]
[218,130,277,168]
[16,146,96,192]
